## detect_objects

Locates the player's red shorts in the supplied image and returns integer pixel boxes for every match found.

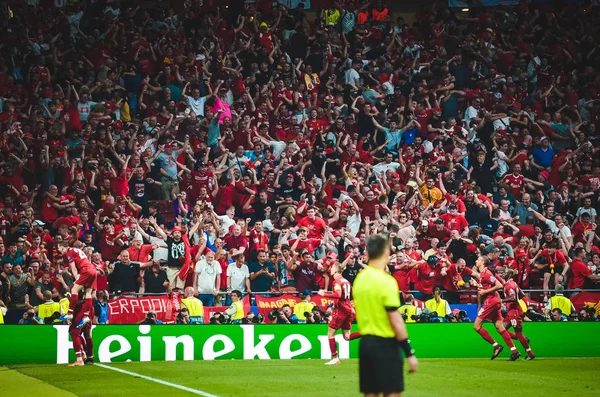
[504,309,523,330]
[477,299,503,322]
[329,308,354,330]
[76,265,98,290]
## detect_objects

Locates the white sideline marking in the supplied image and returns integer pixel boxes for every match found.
[96,363,221,397]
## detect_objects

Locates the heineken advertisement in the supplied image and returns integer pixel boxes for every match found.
[1,323,599,365]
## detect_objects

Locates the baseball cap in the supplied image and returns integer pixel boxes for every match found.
[171,226,182,232]
[32,220,45,227]
[448,204,458,210]
[435,218,445,225]
[539,171,550,180]
[301,289,312,296]
[326,251,338,260]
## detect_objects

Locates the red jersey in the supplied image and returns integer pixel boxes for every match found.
[538,249,567,269]
[439,213,469,232]
[65,248,93,272]
[325,276,354,314]
[441,264,472,292]
[503,279,523,313]
[414,262,437,294]
[568,259,592,289]
[297,216,327,239]
[480,268,501,304]
[502,173,525,198]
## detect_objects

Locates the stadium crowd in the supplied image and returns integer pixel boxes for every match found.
[1,0,600,325]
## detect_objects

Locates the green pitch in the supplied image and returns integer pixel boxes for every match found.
[4,358,599,397]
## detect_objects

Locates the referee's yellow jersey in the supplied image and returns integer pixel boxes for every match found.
[353,266,401,338]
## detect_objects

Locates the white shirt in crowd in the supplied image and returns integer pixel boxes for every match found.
[227,263,249,292]
[194,258,222,294]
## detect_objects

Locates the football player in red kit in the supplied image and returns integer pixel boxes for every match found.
[472,256,521,361]
[57,241,97,329]
[68,292,95,366]
[317,263,361,365]
[501,269,535,360]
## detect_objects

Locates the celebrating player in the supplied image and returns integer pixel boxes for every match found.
[68,291,95,366]
[318,263,361,365]
[472,256,521,361]
[501,269,535,360]
[58,241,98,328]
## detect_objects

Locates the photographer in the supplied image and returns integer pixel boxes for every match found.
[209,312,231,324]
[18,308,42,325]
[446,309,471,323]
[138,311,163,325]
[577,307,598,322]
[176,307,190,324]
[269,304,298,324]
[305,306,328,324]
[399,294,421,323]
[241,312,265,324]
[294,289,316,323]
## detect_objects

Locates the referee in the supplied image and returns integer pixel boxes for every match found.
[353,233,418,397]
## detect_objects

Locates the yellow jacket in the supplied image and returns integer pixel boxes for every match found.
[399,304,417,323]
[38,301,61,323]
[181,297,204,317]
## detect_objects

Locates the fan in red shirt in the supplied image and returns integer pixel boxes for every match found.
[571,213,594,245]
[502,164,525,199]
[317,263,361,366]
[289,227,322,256]
[439,204,469,234]
[297,207,328,240]
[530,241,569,301]
[57,242,97,329]
[472,256,520,361]
[439,258,473,298]
[501,269,535,360]
[568,248,600,289]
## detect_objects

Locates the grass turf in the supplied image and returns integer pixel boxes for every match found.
[8,358,600,397]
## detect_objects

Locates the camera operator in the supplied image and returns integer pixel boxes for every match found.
[241,312,265,324]
[209,312,231,324]
[176,307,190,324]
[399,294,421,323]
[577,307,598,322]
[305,306,327,324]
[550,308,568,322]
[138,311,163,325]
[294,289,316,323]
[445,308,471,323]
[524,305,548,322]
[269,304,298,324]
[410,308,441,323]
[18,308,42,324]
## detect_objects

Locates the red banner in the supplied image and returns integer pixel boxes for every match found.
[108,294,181,324]
[570,292,600,315]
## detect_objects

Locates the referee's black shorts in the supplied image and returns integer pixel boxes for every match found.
[359,335,404,394]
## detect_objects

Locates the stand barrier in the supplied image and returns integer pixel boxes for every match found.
[1,322,599,365]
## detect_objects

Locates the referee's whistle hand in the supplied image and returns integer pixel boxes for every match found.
[407,356,418,373]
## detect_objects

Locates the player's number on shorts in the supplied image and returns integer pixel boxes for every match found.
[342,283,351,300]
[478,308,484,316]
[510,319,517,327]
